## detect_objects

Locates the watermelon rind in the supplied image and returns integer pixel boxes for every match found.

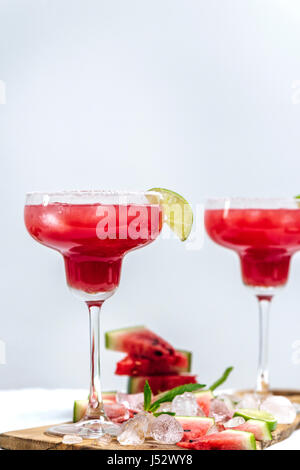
[128,377,140,394]
[220,430,256,450]
[177,429,256,450]
[177,349,192,372]
[127,374,197,394]
[102,391,117,402]
[236,419,272,441]
[234,408,277,432]
[73,399,88,422]
[105,325,146,350]
[73,392,116,422]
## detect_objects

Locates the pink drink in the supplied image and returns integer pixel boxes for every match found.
[205,208,300,287]
[25,203,162,294]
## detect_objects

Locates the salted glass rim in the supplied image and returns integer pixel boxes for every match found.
[205,197,300,209]
[25,190,163,205]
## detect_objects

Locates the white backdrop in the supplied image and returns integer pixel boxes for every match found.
[1,0,300,393]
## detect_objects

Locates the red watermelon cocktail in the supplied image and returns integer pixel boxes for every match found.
[24,189,193,439]
[25,202,162,296]
[24,190,164,438]
[205,198,300,393]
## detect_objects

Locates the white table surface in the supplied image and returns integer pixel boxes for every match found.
[0,389,299,450]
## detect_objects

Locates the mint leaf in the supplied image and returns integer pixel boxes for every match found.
[153,411,176,417]
[144,380,152,411]
[149,383,205,412]
[209,367,233,391]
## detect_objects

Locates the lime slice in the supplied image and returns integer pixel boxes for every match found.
[147,188,193,241]
[234,408,277,432]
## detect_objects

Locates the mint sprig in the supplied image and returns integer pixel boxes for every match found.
[149,383,206,413]
[143,366,234,414]
[209,366,233,392]
[143,380,152,411]
[153,411,176,417]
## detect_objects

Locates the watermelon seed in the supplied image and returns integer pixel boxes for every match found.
[154,351,163,356]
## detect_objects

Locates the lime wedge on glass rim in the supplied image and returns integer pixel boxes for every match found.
[234,408,277,432]
[147,188,193,241]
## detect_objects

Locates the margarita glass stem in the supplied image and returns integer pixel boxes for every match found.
[256,295,272,394]
[86,302,106,420]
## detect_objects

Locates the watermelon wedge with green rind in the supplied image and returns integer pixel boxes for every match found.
[177,430,256,450]
[234,408,277,432]
[105,325,175,360]
[175,416,215,440]
[102,391,117,402]
[234,419,272,441]
[73,399,131,423]
[73,400,88,423]
[115,349,192,376]
[73,392,117,422]
[193,390,214,416]
[128,374,197,395]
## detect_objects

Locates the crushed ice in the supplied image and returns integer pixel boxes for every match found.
[223,416,245,428]
[117,412,150,445]
[260,395,296,424]
[116,392,144,412]
[150,413,184,444]
[62,434,83,444]
[171,392,198,416]
[209,398,233,423]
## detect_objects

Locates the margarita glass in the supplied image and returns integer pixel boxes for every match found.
[24,190,163,437]
[205,198,300,393]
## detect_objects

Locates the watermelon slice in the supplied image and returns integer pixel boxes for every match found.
[234,408,277,432]
[73,392,117,422]
[73,400,131,423]
[177,430,257,450]
[105,326,175,360]
[73,400,88,422]
[102,391,117,403]
[128,374,197,395]
[193,390,214,416]
[175,416,215,441]
[233,419,272,441]
[115,350,192,376]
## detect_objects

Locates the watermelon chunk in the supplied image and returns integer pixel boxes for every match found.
[177,430,257,450]
[128,374,197,395]
[115,350,191,376]
[73,400,88,422]
[73,400,131,423]
[105,325,175,360]
[234,419,272,441]
[193,390,214,416]
[234,408,277,432]
[175,416,215,441]
[102,391,117,403]
[73,392,116,422]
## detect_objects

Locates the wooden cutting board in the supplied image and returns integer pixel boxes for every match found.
[0,391,299,450]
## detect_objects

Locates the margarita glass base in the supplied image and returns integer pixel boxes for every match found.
[47,418,120,439]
